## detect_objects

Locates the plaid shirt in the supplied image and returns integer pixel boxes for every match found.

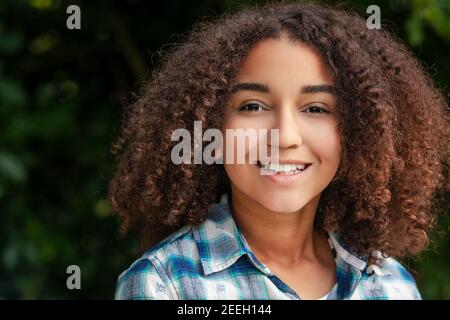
[115,196,422,300]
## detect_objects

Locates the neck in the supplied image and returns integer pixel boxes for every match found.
[230,186,326,267]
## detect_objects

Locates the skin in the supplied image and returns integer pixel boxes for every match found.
[222,35,342,299]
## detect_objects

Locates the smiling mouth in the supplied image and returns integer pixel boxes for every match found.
[256,160,312,175]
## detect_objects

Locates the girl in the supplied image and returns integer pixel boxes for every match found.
[109,2,449,300]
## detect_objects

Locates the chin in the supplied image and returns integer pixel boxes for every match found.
[255,191,311,213]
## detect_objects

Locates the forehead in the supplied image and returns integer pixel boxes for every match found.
[236,36,334,86]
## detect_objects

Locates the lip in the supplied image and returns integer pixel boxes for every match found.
[256,162,313,186]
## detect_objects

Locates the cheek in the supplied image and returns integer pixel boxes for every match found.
[224,164,253,194]
[310,123,342,166]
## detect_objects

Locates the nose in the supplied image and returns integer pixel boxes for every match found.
[270,107,302,149]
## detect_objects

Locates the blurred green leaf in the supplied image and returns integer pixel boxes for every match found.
[0,29,24,55]
[94,199,112,218]
[3,243,19,270]
[28,0,60,10]
[0,152,27,183]
[29,32,59,55]
[406,13,424,46]
[0,79,26,108]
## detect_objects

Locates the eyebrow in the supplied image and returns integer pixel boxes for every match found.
[231,82,335,95]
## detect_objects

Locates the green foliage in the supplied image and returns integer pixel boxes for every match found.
[0,0,448,299]
[408,0,450,45]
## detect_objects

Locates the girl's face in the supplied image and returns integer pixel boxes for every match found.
[222,36,342,213]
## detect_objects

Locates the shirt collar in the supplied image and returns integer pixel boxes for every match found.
[192,198,249,275]
[192,195,389,279]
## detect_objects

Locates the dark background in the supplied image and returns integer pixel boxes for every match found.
[0,0,448,299]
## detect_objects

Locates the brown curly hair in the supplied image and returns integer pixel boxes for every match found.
[108,1,450,267]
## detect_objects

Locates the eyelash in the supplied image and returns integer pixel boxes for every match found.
[238,103,330,114]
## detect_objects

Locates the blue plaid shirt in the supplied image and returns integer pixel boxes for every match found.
[115,196,422,300]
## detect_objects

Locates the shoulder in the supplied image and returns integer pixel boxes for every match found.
[372,256,422,300]
[115,225,196,300]
[115,257,171,300]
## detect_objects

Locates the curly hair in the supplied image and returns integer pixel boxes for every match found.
[108,2,450,267]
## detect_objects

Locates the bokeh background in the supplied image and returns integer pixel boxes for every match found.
[0,0,448,299]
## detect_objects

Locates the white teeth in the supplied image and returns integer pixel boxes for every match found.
[261,162,307,173]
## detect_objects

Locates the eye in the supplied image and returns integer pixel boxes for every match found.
[303,105,330,114]
[238,103,268,112]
